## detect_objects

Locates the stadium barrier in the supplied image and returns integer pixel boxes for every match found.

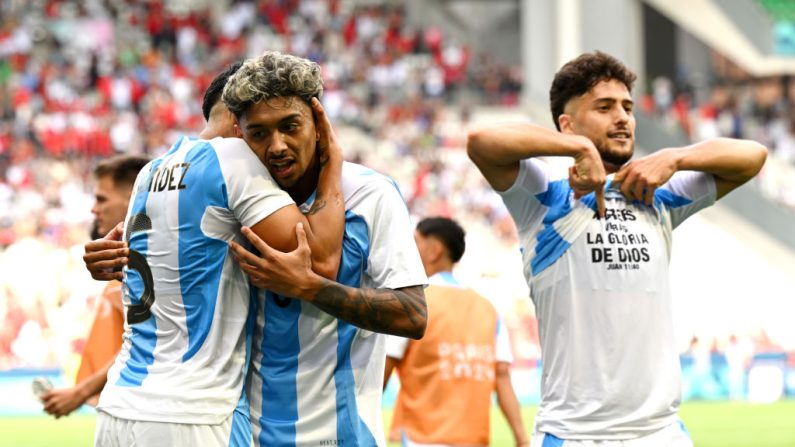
[4,352,793,416]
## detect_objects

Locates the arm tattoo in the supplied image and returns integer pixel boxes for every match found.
[310,282,427,339]
[305,198,327,216]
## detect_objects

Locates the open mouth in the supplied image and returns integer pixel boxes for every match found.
[269,159,295,178]
[608,131,631,142]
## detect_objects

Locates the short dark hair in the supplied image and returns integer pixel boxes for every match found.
[94,154,150,191]
[416,217,466,263]
[549,51,637,130]
[202,61,244,121]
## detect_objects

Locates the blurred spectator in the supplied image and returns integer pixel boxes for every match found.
[647,69,795,211]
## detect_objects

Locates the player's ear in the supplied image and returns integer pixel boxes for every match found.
[427,238,445,264]
[559,114,574,134]
[233,117,243,138]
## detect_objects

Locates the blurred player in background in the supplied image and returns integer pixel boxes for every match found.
[41,154,149,418]
[383,216,529,447]
[224,51,427,447]
[85,60,346,446]
[467,51,767,446]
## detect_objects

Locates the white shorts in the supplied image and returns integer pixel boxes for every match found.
[531,421,693,447]
[95,410,251,447]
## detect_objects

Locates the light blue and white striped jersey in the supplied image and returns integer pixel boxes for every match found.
[500,158,716,440]
[247,162,427,447]
[99,136,293,426]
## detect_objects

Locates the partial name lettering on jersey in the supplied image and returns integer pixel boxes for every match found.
[146,162,191,193]
[585,202,655,272]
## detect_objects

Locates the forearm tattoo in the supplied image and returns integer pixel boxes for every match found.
[306,198,327,216]
[311,281,427,338]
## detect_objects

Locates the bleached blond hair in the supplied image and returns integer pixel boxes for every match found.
[222,51,323,117]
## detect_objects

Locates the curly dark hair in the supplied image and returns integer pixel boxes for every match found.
[222,51,323,118]
[549,51,637,130]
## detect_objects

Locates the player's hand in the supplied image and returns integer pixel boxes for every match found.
[311,97,343,166]
[613,148,678,206]
[41,387,86,418]
[229,223,318,299]
[568,137,606,217]
[83,222,129,281]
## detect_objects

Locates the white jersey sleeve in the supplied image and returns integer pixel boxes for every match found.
[499,158,559,233]
[211,137,294,227]
[656,171,716,229]
[358,174,427,290]
[385,335,410,360]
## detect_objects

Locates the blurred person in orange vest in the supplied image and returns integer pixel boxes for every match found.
[383,216,529,447]
[41,154,149,417]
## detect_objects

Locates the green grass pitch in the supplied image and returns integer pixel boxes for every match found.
[1,401,794,447]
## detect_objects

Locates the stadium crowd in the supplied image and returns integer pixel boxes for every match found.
[643,68,795,209]
[0,0,791,393]
[0,0,519,370]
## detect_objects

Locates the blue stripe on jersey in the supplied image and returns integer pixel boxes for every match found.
[229,406,252,447]
[579,189,600,212]
[435,271,458,287]
[541,432,565,447]
[117,159,163,387]
[654,188,692,210]
[178,142,229,361]
[531,179,573,276]
[229,288,258,446]
[258,293,301,446]
[334,212,376,445]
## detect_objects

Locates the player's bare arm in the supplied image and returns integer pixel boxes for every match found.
[231,224,428,339]
[495,362,530,447]
[613,138,768,203]
[467,123,606,216]
[42,358,113,418]
[311,283,426,339]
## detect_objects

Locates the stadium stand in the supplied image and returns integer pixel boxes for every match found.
[0,0,520,371]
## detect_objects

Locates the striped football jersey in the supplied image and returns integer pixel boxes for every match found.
[99,136,293,427]
[247,162,427,447]
[499,158,716,440]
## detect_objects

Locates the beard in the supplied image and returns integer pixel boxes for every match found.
[596,141,634,166]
